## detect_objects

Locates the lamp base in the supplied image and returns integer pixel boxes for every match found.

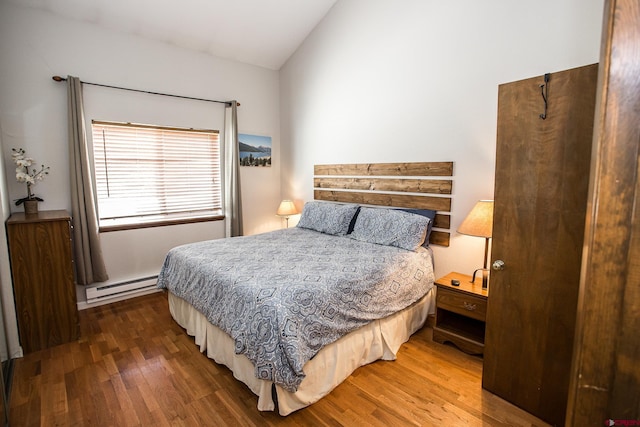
[471,268,489,289]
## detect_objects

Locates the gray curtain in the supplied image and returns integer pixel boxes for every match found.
[224,100,243,237]
[67,76,109,285]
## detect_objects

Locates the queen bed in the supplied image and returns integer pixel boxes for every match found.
[157,162,453,415]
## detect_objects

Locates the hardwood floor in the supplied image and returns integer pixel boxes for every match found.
[9,291,549,426]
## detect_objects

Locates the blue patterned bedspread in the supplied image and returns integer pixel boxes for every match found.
[157,227,435,392]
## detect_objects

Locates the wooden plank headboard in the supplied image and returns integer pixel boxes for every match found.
[313,162,453,246]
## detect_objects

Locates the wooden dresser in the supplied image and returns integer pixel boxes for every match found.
[7,210,79,354]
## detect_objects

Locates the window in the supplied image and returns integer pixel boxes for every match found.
[91,121,222,230]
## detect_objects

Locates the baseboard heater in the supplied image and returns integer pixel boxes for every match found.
[85,276,158,304]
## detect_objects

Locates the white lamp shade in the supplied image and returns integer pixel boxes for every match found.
[458,200,494,238]
[277,200,298,217]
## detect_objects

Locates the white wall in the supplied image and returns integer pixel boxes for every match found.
[0,3,282,307]
[0,132,20,358]
[280,0,604,279]
[0,0,605,353]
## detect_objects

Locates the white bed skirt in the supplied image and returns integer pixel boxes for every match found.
[168,288,435,415]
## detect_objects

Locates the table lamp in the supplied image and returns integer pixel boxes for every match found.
[457,200,494,289]
[277,200,298,228]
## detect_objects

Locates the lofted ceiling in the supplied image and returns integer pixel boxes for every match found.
[9,0,338,70]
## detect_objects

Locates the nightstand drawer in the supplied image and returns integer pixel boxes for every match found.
[436,287,487,321]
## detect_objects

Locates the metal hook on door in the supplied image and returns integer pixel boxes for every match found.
[539,73,550,120]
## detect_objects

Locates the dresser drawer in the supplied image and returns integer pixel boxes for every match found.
[436,287,487,321]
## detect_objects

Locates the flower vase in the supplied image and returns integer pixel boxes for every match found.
[24,199,38,215]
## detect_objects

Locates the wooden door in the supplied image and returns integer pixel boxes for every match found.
[567,1,640,423]
[482,64,598,426]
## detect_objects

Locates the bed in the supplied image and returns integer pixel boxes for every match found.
[157,161,453,415]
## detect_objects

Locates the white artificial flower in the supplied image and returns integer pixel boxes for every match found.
[11,148,49,201]
[15,172,29,182]
[16,158,32,167]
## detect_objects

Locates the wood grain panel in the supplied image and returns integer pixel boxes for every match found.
[315,162,453,177]
[7,210,79,353]
[567,1,640,424]
[432,214,450,230]
[314,190,451,212]
[313,161,453,247]
[435,287,487,321]
[9,291,549,426]
[428,231,450,247]
[314,177,452,194]
[483,64,598,426]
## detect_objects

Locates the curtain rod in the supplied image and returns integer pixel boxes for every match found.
[52,76,239,106]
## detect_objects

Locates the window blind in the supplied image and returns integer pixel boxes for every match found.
[91,121,222,224]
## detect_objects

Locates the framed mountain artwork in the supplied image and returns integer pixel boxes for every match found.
[239,134,272,167]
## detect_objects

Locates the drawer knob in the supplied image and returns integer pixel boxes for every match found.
[464,302,477,311]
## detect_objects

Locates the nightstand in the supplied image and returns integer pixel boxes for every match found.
[432,272,488,355]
